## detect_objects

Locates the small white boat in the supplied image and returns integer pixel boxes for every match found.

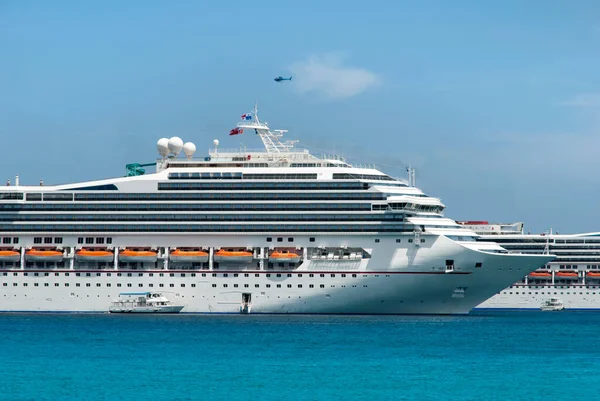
[109,292,184,313]
[540,297,564,311]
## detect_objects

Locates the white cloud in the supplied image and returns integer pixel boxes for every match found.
[560,93,600,107]
[289,53,380,100]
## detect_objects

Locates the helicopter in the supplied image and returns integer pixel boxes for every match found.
[274,76,292,82]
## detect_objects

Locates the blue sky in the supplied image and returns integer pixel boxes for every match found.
[1,0,600,234]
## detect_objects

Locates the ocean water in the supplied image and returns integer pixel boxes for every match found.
[0,311,598,401]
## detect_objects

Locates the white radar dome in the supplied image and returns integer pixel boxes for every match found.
[156,138,170,157]
[183,142,196,158]
[168,136,184,156]
[213,139,220,146]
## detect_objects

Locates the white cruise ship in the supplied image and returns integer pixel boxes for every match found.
[461,221,600,310]
[0,107,553,314]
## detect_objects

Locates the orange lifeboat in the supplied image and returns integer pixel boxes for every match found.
[25,248,63,262]
[119,248,158,263]
[586,271,600,279]
[75,248,114,263]
[170,248,209,263]
[269,250,301,263]
[213,249,253,263]
[528,271,551,279]
[555,271,578,279]
[0,249,20,262]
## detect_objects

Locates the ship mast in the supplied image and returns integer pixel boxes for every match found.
[236,104,298,153]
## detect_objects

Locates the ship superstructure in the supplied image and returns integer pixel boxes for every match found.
[0,107,553,314]
[460,221,600,310]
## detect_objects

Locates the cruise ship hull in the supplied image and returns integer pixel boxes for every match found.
[0,236,553,314]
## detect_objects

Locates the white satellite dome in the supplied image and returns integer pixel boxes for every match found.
[213,139,220,146]
[168,136,184,156]
[183,142,196,158]
[156,138,170,157]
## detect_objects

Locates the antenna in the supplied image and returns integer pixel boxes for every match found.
[406,165,416,187]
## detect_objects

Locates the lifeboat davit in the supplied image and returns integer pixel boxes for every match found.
[213,249,253,263]
[555,271,578,279]
[268,250,301,263]
[25,249,64,262]
[75,248,114,263]
[528,271,551,279]
[170,248,209,263]
[0,249,20,262]
[586,271,600,279]
[119,249,158,263]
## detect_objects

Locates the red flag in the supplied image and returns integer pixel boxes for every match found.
[229,128,244,136]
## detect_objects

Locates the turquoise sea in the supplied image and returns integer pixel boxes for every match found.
[0,311,598,401]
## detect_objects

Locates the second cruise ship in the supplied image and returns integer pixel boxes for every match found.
[0,106,553,314]
[463,221,600,310]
